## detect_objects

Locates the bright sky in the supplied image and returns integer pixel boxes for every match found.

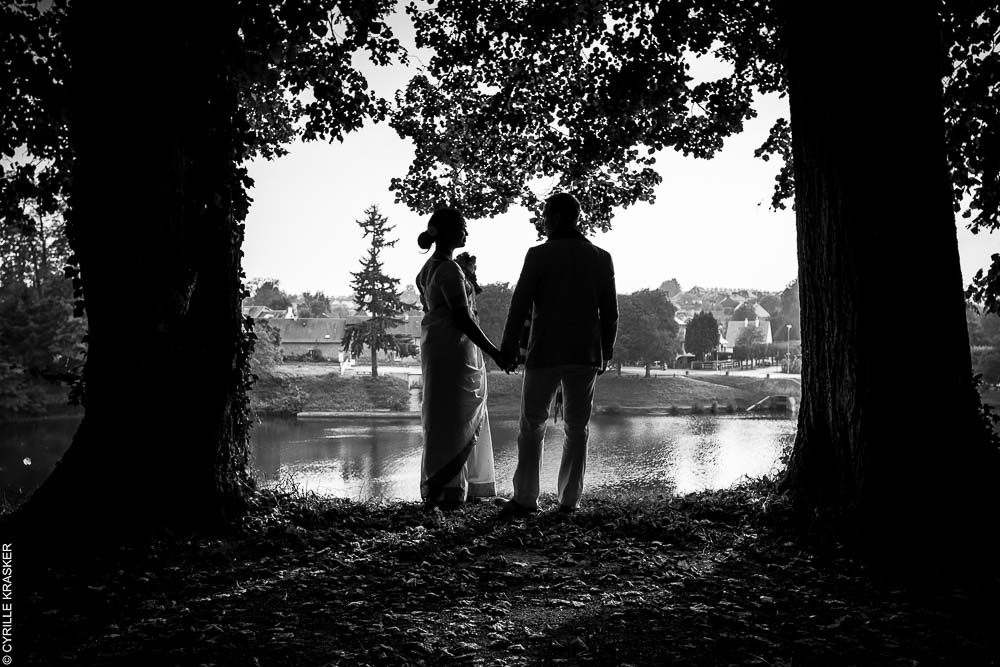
[242,14,995,300]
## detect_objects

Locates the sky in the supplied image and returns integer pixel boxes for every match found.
[241,13,996,300]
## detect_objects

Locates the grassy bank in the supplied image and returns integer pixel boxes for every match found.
[486,372,800,415]
[250,372,410,416]
[19,485,999,666]
[249,367,804,417]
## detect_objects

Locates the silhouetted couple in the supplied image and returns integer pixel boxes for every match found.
[415,193,618,516]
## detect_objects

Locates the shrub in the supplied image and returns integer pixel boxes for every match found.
[250,321,282,377]
[974,349,1000,385]
[250,375,307,416]
[0,362,47,417]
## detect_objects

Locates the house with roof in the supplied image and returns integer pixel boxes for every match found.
[242,305,286,320]
[718,294,743,316]
[738,302,772,321]
[755,303,771,320]
[723,318,774,351]
[268,315,423,361]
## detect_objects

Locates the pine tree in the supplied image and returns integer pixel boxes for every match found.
[343,205,406,377]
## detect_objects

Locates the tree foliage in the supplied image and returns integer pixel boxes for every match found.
[735,324,765,348]
[342,205,406,376]
[658,278,682,299]
[393,1,999,308]
[392,0,784,231]
[250,320,283,377]
[758,293,781,320]
[733,324,766,367]
[300,291,332,318]
[2,0,409,337]
[684,311,719,361]
[977,352,1000,385]
[776,279,800,340]
[617,289,679,373]
[967,302,1000,348]
[475,282,514,370]
[0,0,409,530]
[1,0,409,410]
[245,279,293,312]
[0,169,84,414]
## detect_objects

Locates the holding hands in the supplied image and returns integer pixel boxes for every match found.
[490,348,519,374]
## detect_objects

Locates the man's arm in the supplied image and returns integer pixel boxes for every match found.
[598,253,619,367]
[501,249,538,362]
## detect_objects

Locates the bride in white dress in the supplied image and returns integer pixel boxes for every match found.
[414,208,510,509]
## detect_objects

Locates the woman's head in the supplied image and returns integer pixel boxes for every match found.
[417,208,468,250]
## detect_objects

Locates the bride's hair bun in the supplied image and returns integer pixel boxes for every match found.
[417,208,463,250]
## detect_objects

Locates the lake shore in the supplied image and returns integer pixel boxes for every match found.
[250,363,804,418]
[18,483,999,665]
[250,371,412,416]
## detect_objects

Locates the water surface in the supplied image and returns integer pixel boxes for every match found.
[0,414,795,502]
[252,414,796,501]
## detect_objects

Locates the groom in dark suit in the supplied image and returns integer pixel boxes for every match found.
[498,192,618,517]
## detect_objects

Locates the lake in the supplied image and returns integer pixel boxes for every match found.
[1,414,796,502]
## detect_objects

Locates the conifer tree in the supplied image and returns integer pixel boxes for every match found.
[343,205,406,377]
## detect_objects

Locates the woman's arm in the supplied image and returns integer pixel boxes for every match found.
[452,307,512,371]
[434,260,513,371]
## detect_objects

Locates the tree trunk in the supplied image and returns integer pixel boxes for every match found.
[19,1,253,537]
[779,1,997,557]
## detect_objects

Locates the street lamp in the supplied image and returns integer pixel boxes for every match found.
[785,324,792,372]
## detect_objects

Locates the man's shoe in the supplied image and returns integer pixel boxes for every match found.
[557,505,576,515]
[496,499,537,519]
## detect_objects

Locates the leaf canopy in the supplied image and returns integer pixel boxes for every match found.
[392,0,999,307]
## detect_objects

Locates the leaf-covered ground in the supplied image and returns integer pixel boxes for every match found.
[20,485,1000,666]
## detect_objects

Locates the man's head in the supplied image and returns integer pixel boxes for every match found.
[542,192,581,237]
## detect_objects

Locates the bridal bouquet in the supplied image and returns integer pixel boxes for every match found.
[454,252,483,295]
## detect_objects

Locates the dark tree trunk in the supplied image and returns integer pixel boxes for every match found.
[780,2,997,556]
[20,1,253,536]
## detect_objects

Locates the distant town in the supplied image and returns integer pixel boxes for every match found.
[242,277,803,371]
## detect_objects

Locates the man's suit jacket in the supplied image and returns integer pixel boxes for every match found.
[501,230,618,369]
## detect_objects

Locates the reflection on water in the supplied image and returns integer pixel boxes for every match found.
[253,415,796,501]
[252,419,425,501]
[0,414,795,503]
